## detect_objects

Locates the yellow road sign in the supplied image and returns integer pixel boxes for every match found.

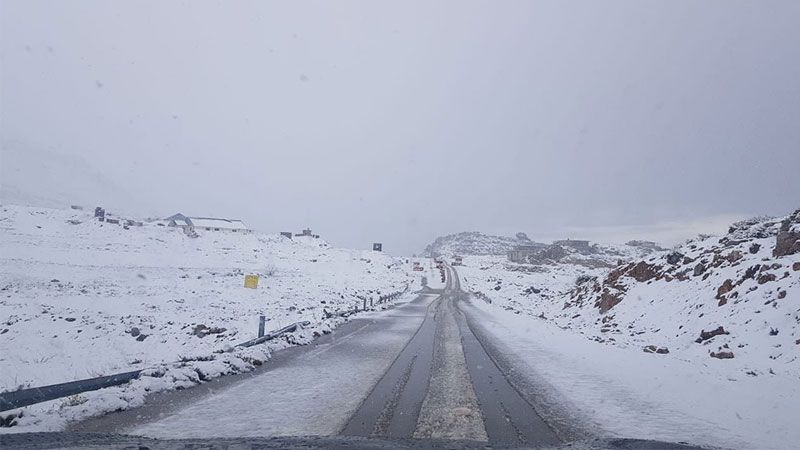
[244,274,259,289]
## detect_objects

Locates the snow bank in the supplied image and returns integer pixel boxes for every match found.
[464,300,800,450]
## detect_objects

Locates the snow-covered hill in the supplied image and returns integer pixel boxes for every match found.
[457,210,800,450]
[459,210,800,379]
[0,204,415,429]
[422,231,544,257]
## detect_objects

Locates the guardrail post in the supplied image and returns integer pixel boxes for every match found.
[258,315,266,338]
[370,298,373,307]
[363,298,367,310]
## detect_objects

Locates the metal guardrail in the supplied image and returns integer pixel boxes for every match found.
[332,285,410,318]
[0,286,412,415]
[235,321,310,348]
[0,370,142,413]
[0,320,310,414]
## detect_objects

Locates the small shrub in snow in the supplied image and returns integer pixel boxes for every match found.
[60,394,88,408]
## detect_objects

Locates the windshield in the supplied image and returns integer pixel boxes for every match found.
[1,2,799,450]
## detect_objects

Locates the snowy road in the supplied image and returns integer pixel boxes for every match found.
[74,266,565,446]
[342,266,560,446]
[74,293,437,437]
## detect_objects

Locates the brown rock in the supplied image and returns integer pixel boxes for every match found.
[757,273,777,284]
[607,265,630,284]
[778,290,787,299]
[727,251,743,263]
[693,262,707,277]
[628,261,661,282]
[716,279,734,299]
[710,351,735,359]
[742,265,760,281]
[643,345,669,354]
[749,243,761,254]
[774,209,800,257]
[793,262,800,271]
[718,297,728,307]
[696,326,730,343]
[666,252,683,265]
[597,292,622,314]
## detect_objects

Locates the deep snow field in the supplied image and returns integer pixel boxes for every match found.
[0,204,416,430]
[457,212,800,450]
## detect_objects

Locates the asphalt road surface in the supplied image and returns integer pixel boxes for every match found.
[73,265,563,447]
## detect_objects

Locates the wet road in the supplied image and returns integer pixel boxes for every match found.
[74,293,440,438]
[74,265,562,447]
[341,265,560,446]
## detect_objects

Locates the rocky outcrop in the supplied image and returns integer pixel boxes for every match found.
[597,292,622,314]
[566,210,798,316]
[716,279,734,304]
[643,345,670,354]
[696,326,730,343]
[627,261,661,282]
[773,209,800,257]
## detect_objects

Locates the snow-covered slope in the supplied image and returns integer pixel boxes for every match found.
[422,231,544,257]
[563,211,800,377]
[459,210,800,378]
[457,210,800,450]
[0,204,415,429]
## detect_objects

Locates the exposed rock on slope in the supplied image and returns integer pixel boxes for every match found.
[458,209,800,378]
[563,210,800,374]
[774,209,800,257]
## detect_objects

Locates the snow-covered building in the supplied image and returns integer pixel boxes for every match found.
[165,213,251,233]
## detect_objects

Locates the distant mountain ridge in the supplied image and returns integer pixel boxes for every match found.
[422,231,546,257]
[422,231,666,268]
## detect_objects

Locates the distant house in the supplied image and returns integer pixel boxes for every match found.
[166,213,192,229]
[553,239,590,251]
[294,228,316,238]
[165,213,251,233]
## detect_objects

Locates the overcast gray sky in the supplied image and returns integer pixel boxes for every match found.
[2,1,799,254]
